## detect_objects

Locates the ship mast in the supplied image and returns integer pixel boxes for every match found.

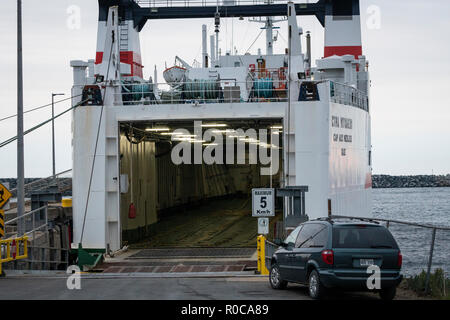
[249,0,286,56]
[265,17,274,55]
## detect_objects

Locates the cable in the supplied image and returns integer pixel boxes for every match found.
[245,29,264,54]
[277,31,288,46]
[0,94,83,122]
[79,30,115,245]
[237,19,252,54]
[0,99,88,149]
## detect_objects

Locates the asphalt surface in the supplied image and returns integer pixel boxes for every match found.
[0,275,383,300]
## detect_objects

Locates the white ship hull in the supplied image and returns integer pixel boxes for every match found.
[69,1,372,252]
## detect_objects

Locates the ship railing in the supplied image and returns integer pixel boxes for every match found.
[117,79,288,105]
[135,0,296,8]
[329,81,369,112]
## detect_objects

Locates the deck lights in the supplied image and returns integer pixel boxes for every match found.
[201,123,228,127]
[145,127,170,132]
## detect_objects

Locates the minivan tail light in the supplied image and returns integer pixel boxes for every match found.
[321,250,334,265]
[397,251,402,267]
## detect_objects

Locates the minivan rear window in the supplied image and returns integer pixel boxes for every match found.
[332,225,398,249]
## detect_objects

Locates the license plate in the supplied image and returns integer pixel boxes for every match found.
[360,259,374,266]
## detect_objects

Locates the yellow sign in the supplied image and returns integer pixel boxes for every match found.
[0,183,12,209]
[0,209,4,238]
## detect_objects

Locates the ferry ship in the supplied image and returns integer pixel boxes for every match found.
[70,0,372,254]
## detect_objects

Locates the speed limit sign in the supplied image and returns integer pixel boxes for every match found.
[252,188,275,217]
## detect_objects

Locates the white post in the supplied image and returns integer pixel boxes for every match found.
[202,24,208,68]
[210,34,216,67]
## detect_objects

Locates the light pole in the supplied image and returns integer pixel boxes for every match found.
[17,0,25,236]
[51,93,64,179]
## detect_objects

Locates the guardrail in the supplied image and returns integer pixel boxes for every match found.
[329,81,369,112]
[118,79,288,105]
[24,245,69,271]
[0,236,28,275]
[135,0,293,8]
[5,205,49,240]
[264,238,278,271]
[8,169,72,198]
[116,79,370,108]
[2,205,69,272]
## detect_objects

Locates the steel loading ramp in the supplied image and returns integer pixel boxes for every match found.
[126,196,282,248]
[96,196,283,274]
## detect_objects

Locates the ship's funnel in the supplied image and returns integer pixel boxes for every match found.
[324,0,362,58]
[96,0,144,78]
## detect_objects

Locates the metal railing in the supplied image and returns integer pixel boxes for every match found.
[329,81,369,112]
[24,245,69,271]
[118,79,288,105]
[5,205,48,240]
[8,169,72,198]
[3,206,69,271]
[0,236,28,275]
[264,238,278,270]
[135,0,294,8]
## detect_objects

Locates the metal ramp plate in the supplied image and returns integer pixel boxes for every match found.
[127,247,256,259]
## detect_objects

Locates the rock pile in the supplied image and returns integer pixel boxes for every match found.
[372,175,450,188]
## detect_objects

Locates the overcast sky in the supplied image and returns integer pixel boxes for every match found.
[0,0,449,178]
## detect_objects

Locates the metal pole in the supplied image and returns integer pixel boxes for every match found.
[51,94,55,178]
[265,17,273,55]
[51,93,64,181]
[425,228,437,294]
[17,0,25,236]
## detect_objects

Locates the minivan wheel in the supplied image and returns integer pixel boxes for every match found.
[379,286,396,300]
[269,264,287,289]
[308,270,326,299]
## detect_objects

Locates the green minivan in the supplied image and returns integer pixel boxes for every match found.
[269,219,403,300]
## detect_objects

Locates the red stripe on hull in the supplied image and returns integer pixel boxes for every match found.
[324,46,362,59]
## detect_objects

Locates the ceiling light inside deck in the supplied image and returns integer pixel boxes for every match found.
[201,123,228,127]
[145,127,170,132]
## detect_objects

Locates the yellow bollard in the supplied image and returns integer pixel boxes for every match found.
[257,235,269,275]
[62,198,72,208]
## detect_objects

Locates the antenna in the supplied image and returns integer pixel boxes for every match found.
[214,6,220,65]
[248,0,287,56]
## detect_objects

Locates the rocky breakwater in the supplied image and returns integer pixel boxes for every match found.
[372,175,450,188]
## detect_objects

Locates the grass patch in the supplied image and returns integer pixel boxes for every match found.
[404,268,450,299]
